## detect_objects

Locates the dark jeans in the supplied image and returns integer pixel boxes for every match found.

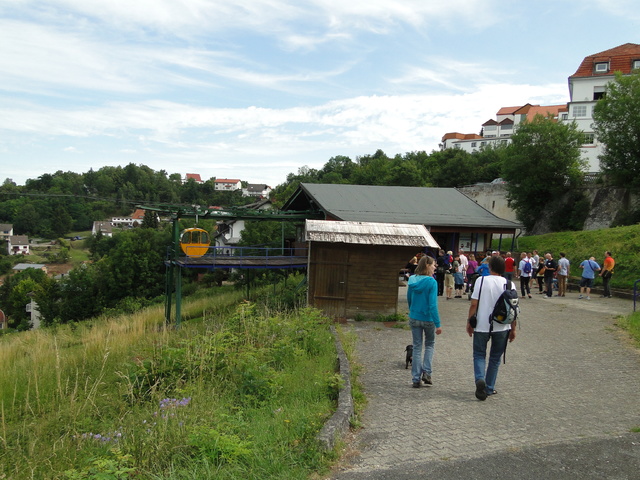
[603,275,612,297]
[536,276,544,292]
[436,272,445,296]
[520,276,530,296]
[545,276,554,297]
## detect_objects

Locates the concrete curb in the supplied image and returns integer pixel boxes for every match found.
[316,325,354,451]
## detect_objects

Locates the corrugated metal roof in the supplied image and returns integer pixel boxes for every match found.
[305,220,440,248]
[296,184,520,229]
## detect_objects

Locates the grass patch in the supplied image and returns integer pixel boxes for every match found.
[615,311,640,347]
[0,285,339,479]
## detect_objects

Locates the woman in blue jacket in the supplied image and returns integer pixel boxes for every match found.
[407,255,442,388]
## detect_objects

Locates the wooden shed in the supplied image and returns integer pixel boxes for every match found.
[305,220,440,321]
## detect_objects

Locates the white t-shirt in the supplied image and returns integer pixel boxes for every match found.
[519,259,532,277]
[459,253,468,273]
[471,275,514,333]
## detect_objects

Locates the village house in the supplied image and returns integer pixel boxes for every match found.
[0,223,13,242]
[92,221,113,237]
[214,179,242,191]
[242,183,272,198]
[184,173,203,184]
[13,263,48,274]
[7,235,30,255]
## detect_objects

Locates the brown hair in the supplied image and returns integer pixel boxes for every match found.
[415,255,435,275]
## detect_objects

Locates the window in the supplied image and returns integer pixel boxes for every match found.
[593,86,606,101]
[561,113,569,121]
[500,124,513,130]
[481,141,486,146]
[471,142,477,147]
[484,125,497,131]
[573,105,587,117]
[633,60,640,71]
[582,133,595,145]
[595,62,609,73]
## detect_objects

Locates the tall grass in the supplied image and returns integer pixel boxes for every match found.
[0,281,339,479]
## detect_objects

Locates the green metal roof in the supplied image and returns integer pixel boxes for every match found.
[284,183,521,230]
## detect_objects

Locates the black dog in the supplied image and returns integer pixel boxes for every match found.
[405,345,413,369]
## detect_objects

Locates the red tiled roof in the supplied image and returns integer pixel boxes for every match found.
[524,104,567,121]
[214,178,242,183]
[496,106,522,115]
[482,119,498,126]
[571,43,640,78]
[131,208,146,220]
[498,118,514,125]
[185,173,202,182]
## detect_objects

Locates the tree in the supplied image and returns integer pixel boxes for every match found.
[592,71,640,190]
[501,115,587,231]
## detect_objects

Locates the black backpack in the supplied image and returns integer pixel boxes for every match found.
[491,279,520,326]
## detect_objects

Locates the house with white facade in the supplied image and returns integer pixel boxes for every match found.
[441,43,640,173]
[8,235,29,255]
[214,179,242,191]
[92,221,113,237]
[441,103,566,154]
[213,199,273,252]
[560,43,640,172]
[184,173,203,183]
[0,223,13,242]
[242,184,272,198]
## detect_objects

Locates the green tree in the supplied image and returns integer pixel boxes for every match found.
[501,114,587,231]
[592,71,640,190]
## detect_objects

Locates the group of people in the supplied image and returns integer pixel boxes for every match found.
[405,248,616,400]
[512,250,616,300]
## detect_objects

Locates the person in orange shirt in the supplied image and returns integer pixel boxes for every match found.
[599,251,615,298]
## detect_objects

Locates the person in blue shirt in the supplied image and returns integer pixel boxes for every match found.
[579,256,601,300]
[407,255,442,388]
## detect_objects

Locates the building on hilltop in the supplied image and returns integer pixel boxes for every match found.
[562,42,640,172]
[214,179,242,191]
[440,43,640,173]
[441,103,567,154]
[184,173,203,183]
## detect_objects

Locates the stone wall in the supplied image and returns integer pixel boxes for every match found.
[459,182,639,234]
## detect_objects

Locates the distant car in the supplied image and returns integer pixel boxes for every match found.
[73,236,82,240]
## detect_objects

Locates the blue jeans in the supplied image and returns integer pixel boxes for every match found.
[410,319,436,383]
[473,330,509,394]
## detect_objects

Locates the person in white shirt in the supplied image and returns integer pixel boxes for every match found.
[517,252,533,299]
[466,255,517,400]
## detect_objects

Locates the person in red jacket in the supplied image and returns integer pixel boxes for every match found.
[504,252,515,282]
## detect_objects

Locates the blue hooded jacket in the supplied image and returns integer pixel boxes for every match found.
[406,275,441,327]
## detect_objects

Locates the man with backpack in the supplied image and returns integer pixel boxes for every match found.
[517,252,533,298]
[466,255,518,401]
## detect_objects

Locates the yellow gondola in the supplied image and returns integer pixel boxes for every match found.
[180,228,210,257]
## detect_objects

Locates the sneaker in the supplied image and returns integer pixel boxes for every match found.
[475,379,487,401]
[528,295,532,298]
[578,295,583,299]
[586,296,591,300]
[422,373,432,385]
[412,381,421,388]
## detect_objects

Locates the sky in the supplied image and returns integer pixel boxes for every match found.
[1,1,639,189]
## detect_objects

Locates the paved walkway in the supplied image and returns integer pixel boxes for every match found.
[327,288,640,479]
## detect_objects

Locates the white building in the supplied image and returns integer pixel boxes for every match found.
[561,43,640,172]
[8,235,29,255]
[214,179,242,191]
[441,43,640,173]
[242,184,272,198]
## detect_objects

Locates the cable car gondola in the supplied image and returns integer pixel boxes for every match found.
[180,228,210,257]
